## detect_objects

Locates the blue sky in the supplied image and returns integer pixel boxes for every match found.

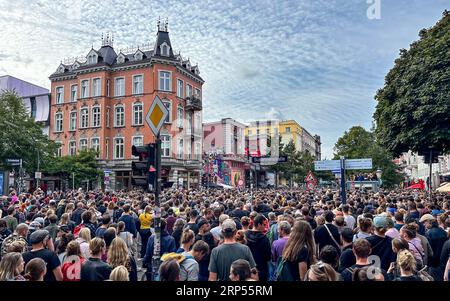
[0,0,448,159]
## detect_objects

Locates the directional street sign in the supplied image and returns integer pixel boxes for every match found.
[314,159,372,171]
[6,159,21,166]
[345,158,372,170]
[146,95,169,136]
[35,172,42,179]
[252,156,288,165]
[314,160,340,171]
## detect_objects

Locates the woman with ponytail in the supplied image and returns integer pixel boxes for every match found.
[24,258,47,281]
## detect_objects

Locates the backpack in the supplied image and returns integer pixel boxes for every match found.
[417,266,433,281]
[73,223,86,238]
[275,258,295,281]
[161,252,194,281]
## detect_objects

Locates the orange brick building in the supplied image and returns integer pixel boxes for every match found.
[49,21,204,190]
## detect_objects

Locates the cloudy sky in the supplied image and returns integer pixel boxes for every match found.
[0,0,448,158]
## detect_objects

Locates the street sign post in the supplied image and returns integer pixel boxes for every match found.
[252,155,288,165]
[305,171,317,190]
[314,158,373,204]
[145,95,169,281]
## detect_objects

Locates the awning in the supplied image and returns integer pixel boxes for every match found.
[437,182,450,192]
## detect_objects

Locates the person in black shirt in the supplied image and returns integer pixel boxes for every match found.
[339,228,356,272]
[314,211,341,254]
[22,230,62,281]
[195,219,216,281]
[366,216,396,272]
[245,214,271,281]
[230,201,249,220]
[281,220,316,281]
[341,238,387,281]
[81,237,112,281]
[186,209,199,235]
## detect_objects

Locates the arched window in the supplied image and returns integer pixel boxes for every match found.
[132,102,143,126]
[80,107,89,128]
[92,106,101,127]
[114,105,125,127]
[54,112,63,132]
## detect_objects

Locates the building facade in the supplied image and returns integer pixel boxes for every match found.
[48,22,204,190]
[203,118,246,187]
[0,75,51,135]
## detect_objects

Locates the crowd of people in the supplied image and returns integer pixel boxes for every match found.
[0,186,449,282]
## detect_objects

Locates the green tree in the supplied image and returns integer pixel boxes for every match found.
[334,126,403,187]
[374,10,450,156]
[0,91,58,174]
[43,149,102,189]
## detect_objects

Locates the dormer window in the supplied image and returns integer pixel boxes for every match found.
[134,50,144,61]
[72,62,80,70]
[57,64,65,74]
[160,42,170,56]
[186,61,191,69]
[117,53,126,64]
[86,49,98,65]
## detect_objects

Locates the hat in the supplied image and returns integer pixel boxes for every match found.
[387,207,396,215]
[29,229,49,244]
[197,218,209,229]
[34,217,45,226]
[419,214,435,223]
[431,209,443,216]
[373,216,389,229]
[222,219,237,232]
[28,221,42,230]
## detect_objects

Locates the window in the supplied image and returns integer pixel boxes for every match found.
[177,79,184,98]
[105,138,109,159]
[248,130,252,135]
[81,80,89,98]
[186,140,191,159]
[106,108,110,128]
[69,141,77,156]
[186,112,192,134]
[115,77,125,97]
[88,55,96,64]
[114,138,124,159]
[92,78,101,97]
[161,135,171,157]
[133,75,143,95]
[177,106,184,128]
[132,103,143,126]
[106,80,110,97]
[163,101,171,123]
[30,97,36,118]
[132,136,143,158]
[54,112,63,132]
[161,43,170,56]
[92,106,101,127]
[80,107,89,128]
[177,138,183,159]
[71,85,77,102]
[285,127,291,133]
[195,88,201,100]
[56,87,64,104]
[115,105,125,127]
[91,138,100,158]
[56,142,62,157]
[79,138,88,151]
[159,71,171,91]
[195,143,201,161]
[186,84,193,97]
[69,111,77,131]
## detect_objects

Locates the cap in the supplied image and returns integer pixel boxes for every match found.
[29,229,50,244]
[419,214,435,223]
[34,217,45,226]
[222,219,237,232]
[431,209,443,216]
[373,216,389,229]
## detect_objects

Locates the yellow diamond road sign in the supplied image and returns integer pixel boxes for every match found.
[146,95,169,136]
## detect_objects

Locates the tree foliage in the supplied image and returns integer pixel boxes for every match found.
[334,126,403,188]
[43,149,102,188]
[374,11,450,156]
[0,91,58,173]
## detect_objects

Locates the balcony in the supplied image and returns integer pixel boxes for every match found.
[185,95,202,111]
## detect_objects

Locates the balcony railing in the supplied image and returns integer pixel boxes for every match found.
[185,95,202,111]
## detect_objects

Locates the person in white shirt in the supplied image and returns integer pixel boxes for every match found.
[343,205,356,230]
[210,214,229,242]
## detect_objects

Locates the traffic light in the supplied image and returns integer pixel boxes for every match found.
[419,150,441,164]
[131,144,156,191]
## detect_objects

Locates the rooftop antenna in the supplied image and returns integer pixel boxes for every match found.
[157,16,161,31]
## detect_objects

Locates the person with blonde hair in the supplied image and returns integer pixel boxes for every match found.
[76,228,91,260]
[304,261,339,281]
[0,252,25,281]
[80,237,111,281]
[178,228,195,253]
[109,265,129,281]
[392,250,422,281]
[107,237,137,281]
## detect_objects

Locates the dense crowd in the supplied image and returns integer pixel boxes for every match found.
[0,186,449,282]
